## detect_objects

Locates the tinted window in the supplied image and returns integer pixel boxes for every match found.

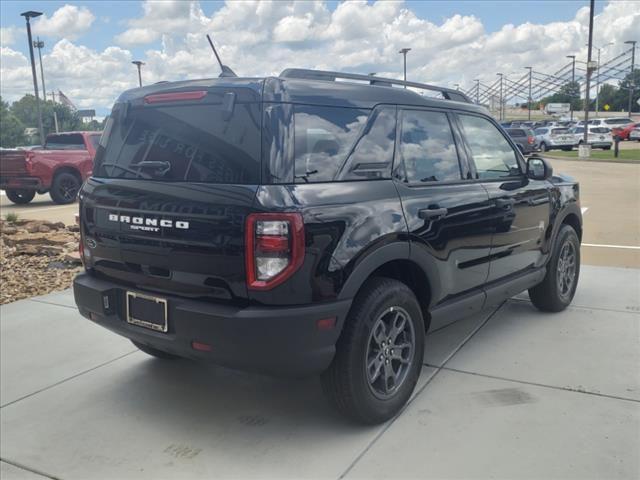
[534,128,547,135]
[605,118,631,125]
[294,106,368,183]
[399,110,461,183]
[551,128,569,134]
[88,134,100,150]
[339,106,396,181]
[458,114,519,179]
[94,99,261,184]
[590,127,609,134]
[506,129,526,137]
[45,134,85,150]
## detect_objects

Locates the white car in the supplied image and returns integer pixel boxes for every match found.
[587,117,634,128]
[533,127,575,152]
[629,127,640,141]
[568,126,612,150]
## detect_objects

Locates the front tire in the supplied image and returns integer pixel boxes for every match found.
[132,340,180,360]
[5,189,35,204]
[529,225,580,312]
[539,142,548,152]
[321,277,425,424]
[50,172,80,204]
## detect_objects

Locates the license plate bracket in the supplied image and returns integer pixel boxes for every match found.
[126,291,168,333]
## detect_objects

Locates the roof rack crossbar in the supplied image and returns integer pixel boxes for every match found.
[279,68,472,103]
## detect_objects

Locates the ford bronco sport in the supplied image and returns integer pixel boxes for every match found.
[73,69,582,424]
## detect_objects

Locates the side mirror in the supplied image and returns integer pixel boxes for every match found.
[527,156,553,181]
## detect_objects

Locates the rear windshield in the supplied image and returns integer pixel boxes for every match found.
[551,128,569,134]
[94,98,261,184]
[45,134,86,150]
[604,118,631,125]
[590,127,609,134]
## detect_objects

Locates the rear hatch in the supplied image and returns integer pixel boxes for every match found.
[81,78,264,304]
[587,127,611,142]
[550,128,573,143]
[0,149,30,177]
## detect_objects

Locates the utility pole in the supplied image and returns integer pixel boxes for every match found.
[474,79,480,104]
[582,0,595,151]
[21,11,45,146]
[497,73,504,121]
[525,67,533,121]
[566,55,576,121]
[399,48,410,88]
[132,60,144,87]
[33,37,46,100]
[624,40,637,114]
[590,42,613,117]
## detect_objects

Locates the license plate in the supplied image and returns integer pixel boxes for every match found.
[126,291,168,332]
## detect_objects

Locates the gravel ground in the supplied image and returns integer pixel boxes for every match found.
[1,219,82,305]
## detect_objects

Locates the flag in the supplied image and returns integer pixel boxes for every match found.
[58,90,76,110]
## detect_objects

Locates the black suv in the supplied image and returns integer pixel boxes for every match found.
[74,69,582,424]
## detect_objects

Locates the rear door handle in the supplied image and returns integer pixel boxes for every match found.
[495,198,515,210]
[418,207,448,220]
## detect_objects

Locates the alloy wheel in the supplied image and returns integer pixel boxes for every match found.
[556,240,576,301]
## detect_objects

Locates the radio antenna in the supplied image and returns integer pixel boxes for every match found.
[206,34,237,78]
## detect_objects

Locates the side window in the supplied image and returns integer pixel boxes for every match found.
[294,106,368,183]
[399,110,461,183]
[458,115,520,179]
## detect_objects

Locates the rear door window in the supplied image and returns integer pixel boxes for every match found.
[94,96,261,184]
[399,109,461,183]
[45,134,86,150]
[293,106,368,183]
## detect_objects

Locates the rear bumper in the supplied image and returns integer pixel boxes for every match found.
[73,273,352,377]
[0,176,42,190]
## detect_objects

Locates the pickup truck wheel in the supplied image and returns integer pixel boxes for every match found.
[5,189,35,204]
[528,224,580,312]
[50,172,80,204]
[539,142,547,152]
[132,340,180,360]
[321,277,424,424]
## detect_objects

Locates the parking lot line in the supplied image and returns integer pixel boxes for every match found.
[582,243,640,250]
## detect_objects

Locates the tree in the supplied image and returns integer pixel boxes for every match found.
[614,68,640,112]
[0,96,26,148]
[538,81,582,111]
[10,94,82,141]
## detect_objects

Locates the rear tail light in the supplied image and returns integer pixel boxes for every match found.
[528,135,535,144]
[24,152,34,174]
[144,91,207,104]
[245,213,305,290]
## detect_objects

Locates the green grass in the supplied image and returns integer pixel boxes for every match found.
[546,149,640,162]
[4,212,19,223]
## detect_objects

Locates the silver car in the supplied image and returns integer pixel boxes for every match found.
[533,127,575,152]
[568,126,612,150]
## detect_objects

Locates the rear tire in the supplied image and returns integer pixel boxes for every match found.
[50,172,81,204]
[132,340,180,360]
[529,225,580,312]
[539,142,548,152]
[321,277,425,424]
[5,189,35,204]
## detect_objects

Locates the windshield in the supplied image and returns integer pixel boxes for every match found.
[93,97,261,184]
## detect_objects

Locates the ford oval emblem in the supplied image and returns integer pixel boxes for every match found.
[86,238,97,249]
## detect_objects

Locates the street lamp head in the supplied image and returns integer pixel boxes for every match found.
[20,11,42,19]
[624,40,637,46]
[132,60,145,66]
[398,48,411,55]
[566,55,576,59]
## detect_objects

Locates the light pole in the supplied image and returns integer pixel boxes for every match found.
[566,55,576,121]
[525,67,533,121]
[33,37,46,100]
[582,0,595,149]
[132,60,144,87]
[21,11,45,146]
[497,73,503,121]
[399,48,410,87]
[474,79,480,104]
[624,40,637,114]
[589,42,613,117]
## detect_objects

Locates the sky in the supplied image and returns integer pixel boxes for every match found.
[1,0,638,117]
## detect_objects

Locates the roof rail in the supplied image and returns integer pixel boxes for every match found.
[279,68,472,103]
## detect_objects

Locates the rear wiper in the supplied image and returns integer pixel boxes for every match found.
[131,161,171,175]
[99,162,152,179]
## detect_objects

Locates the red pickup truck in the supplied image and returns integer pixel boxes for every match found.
[0,131,101,204]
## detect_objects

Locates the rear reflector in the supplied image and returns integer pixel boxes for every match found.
[191,341,212,352]
[316,317,337,330]
[144,91,207,104]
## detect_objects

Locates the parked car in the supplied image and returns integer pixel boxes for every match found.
[73,69,582,424]
[611,122,640,141]
[629,126,640,141]
[506,128,536,154]
[533,127,575,151]
[567,126,612,150]
[0,131,101,204]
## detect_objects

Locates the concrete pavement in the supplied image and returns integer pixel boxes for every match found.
[1,264,638,479]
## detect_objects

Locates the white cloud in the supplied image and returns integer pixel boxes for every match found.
[1,26,20,47]
[1,0,638,113]
[33,5,95,40]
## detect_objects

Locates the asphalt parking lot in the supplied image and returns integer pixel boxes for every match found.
[1,158,639,479]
